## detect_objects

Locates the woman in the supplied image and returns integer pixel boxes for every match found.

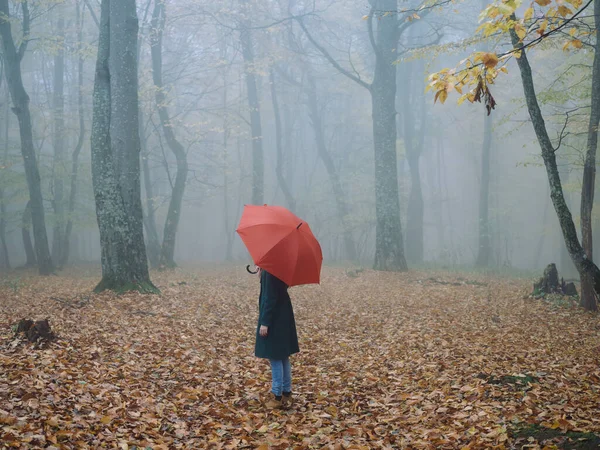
[254,268,299,409]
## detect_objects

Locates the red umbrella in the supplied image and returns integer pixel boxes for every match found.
[236,205,323,287]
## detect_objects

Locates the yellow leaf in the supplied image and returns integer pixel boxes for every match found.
[455,84,463,95]
[500,66,508,73]
[535,0,551,5]
[439,89,448,104]
[515,24,527,39]
[481,52,499,69]
[571,39,583,48]
[362,15,369,20]
[524,6,534,20]
[558,5,573,16]
[457,94,468,105]
[100,415,112,425]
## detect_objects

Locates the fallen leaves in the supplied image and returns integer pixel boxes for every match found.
[1,267,600,449]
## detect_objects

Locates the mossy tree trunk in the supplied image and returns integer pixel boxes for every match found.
[91,0,157,294]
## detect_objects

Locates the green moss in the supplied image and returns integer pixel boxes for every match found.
[94,277,160,295]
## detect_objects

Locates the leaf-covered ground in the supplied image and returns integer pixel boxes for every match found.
[1,266,600,449]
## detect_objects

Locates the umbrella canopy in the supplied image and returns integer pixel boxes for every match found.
[236,205,323,287]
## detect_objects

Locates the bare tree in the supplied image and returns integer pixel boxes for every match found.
[0,0,54,274]
[150,0,189,269]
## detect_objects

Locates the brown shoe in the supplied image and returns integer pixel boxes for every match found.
[282,393,293,409]
[265,394,282,409]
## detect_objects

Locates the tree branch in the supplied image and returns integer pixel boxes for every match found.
[367,5,382,59]
[83,0,100,28]
[296,17,371,90]
[17,1,30,61]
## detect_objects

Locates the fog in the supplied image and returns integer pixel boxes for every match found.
[0,0,594,280]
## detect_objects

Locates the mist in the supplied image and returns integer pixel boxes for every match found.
[0,0,594,280]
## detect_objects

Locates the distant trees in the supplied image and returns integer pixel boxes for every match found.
[0,0,54,275]
[150,0,189,269]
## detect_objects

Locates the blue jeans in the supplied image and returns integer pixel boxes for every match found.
[269,358,291,396]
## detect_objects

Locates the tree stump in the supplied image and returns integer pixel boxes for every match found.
[533,263,578,297]
[14,318,55,343]
[534,263,560,294]
[563,281,578,297]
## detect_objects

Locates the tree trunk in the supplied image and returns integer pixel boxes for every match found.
[270,70,296,211]
[21,201,36,267]
[579,0,600,310]
[305,73,357,261]
[91,0,157,293]
[140,111,161,269]
[371,0,407,271]
[476,113,492,267]
[0,0,54,275]
[51,8,66,266]
[509,24,599,311]
[0,83,10,270]
[61,1,86,267]
[239,0,264,205]
[398,61,425,264]
[150,0,188,269]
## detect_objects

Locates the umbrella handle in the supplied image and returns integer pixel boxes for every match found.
[246,264,259,274]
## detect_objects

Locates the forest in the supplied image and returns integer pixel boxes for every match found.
[0,0,599,448]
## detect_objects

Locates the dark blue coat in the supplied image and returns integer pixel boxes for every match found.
[254,270,299,360]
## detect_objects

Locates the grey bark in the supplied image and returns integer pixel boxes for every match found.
[150,0,188,269]
[239,0,264,205]
[475,114,492,267]
[91,0,157,293]
[51,7,66,266]
[370,1,407,270]
[0,0,54,274]
[509,23,599,311]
